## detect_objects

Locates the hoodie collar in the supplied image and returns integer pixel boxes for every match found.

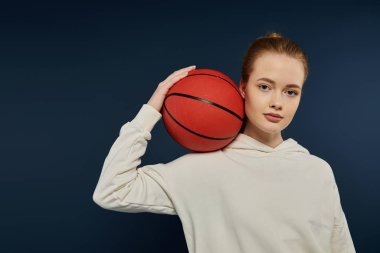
[223,133,310,155]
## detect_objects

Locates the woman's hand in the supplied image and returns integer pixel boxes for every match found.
[147,65,196,113]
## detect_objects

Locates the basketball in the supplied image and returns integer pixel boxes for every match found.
[161,68,245,152]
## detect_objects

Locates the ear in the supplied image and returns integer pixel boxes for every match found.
[239,79,246,99]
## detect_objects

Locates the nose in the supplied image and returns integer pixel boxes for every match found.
[270,91,283,110]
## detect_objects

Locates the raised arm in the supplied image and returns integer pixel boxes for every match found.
[92,65,196,215]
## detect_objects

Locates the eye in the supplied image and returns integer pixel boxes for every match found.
[258,84,270,91]
[287,90,299,96]
[258,84,299,97]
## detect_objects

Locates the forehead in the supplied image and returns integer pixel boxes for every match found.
[251,53,304,85]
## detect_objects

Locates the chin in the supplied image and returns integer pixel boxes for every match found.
[256,122,282,134]
[262,127,282,134]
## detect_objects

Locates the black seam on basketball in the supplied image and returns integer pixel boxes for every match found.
[163,102,239,141]
[184,73,241,96]
[164,93,244,121]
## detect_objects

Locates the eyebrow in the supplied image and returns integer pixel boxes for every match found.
[256,77,302,89]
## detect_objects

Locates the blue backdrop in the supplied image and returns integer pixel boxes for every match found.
[1,0,378,252]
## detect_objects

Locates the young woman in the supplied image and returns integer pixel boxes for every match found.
[92,32,356,253]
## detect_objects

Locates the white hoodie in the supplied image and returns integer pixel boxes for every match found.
[92,103,356,253]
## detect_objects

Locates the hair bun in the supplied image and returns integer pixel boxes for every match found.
[266,32,283,38]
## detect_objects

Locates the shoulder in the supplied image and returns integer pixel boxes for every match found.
[307,154,336,184]
[147,150,222,183]
[166,149,222,167]
[158,150,223,176]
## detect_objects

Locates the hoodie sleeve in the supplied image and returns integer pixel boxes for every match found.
[92,104,177,215]
[330,181,356,253]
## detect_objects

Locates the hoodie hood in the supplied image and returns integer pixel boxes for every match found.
[223,133,310,155]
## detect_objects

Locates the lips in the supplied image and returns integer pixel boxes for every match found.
[264,114,283,123]
[264,113,283,118]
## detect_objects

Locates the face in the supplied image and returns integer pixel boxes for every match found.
[239,52,305,135]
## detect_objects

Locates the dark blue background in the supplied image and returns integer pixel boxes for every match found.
[1,0,378,252]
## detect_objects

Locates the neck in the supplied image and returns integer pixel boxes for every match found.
[243,121,284,149]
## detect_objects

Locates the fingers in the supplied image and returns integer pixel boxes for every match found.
[164,65,196,83]
[151,65,196,111]
[174,65,197,75]
[166,71,190,86]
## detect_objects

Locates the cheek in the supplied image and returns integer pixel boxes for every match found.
[244,96,265,122]
[246,91,267,111]
[283,100,301,122]
[289,99,301,113]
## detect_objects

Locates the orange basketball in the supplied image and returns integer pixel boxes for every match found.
[161,68,245,152]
